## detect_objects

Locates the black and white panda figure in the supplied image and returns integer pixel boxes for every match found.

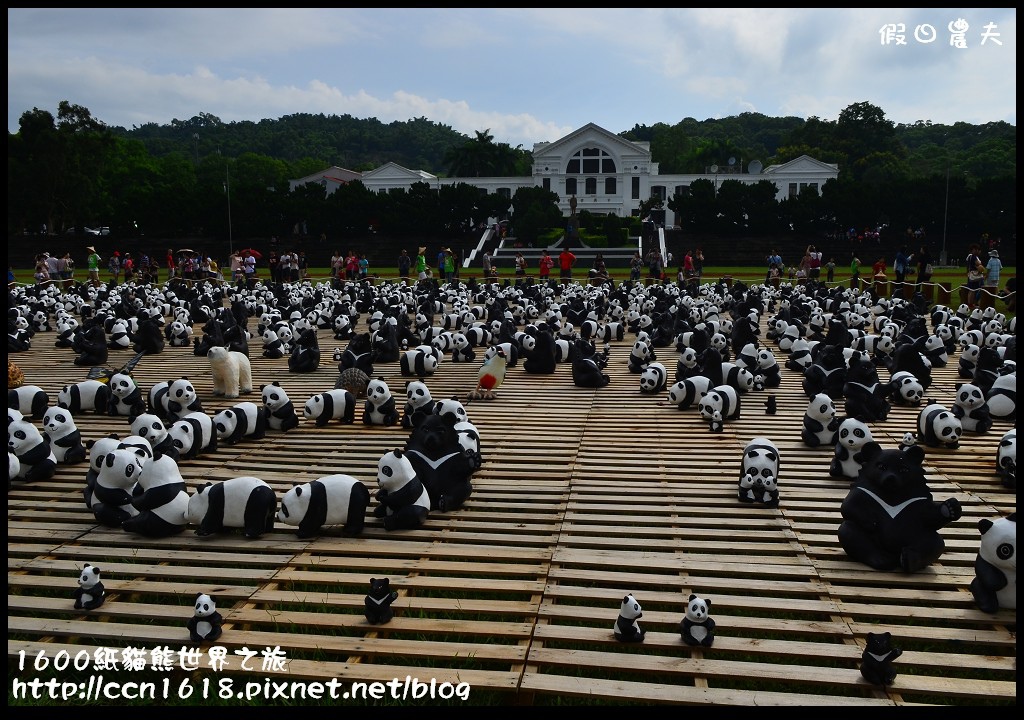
[784,338,815,373]
[83,440,144,527]
[698,384,741,433]
[433,397,470,426]
[667,376,713,411]
[185,477,278,538]
[887,370,925,407]
[261,382,300,432]
[887,344,933,392]
[165,320,192,347]
[801,393,839,447]
[42,406,88,465]
[73,564,106,611]
[404,412,480,512]
[916,403,962,450]
[755,347,783,389]
[738,437,781,507]
[107,372,146,421]
[952,382,993,434]
[969,513,1016,613]
[57,380,111,416]
[400,348,439,378]
[261,328,286,359]
[168,411,219,460]
[627,338,654,373]
[148,377,203,423]
[9,385,50,420]
[958,343,982,380]
[449,332,475,363]
[8,417,57,483]
[401,381,435,429]
[288,328,321,374]
[277,474,371,538]
[213,402,268,445]
[187,593,224,644]
[363,377,400,427]
[364,577,399,625]
[916,333,948,368]
[107,319,133,350]
[995,429,1015,490]
[129,413,179,462]
[373,448,430,531]
[306,389,357,427]
[985,370,1016,424]
[860,632,902,687]
[613,593,646,643]
[639,362,668,394]
[675,347,700,382]
[122,454,190,538]
[679,594,716,647]
[829,417,874,479]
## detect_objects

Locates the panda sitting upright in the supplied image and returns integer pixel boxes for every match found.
[613,593,646,643]
[8,417,58,483]
[969,513,1016,613]
[261,382,300,432]
[952,382,993,434]
[42,406,88,465]
[374,448,430,530]
[679,593,716,647]
[363,377,400,426]
[801,393,839,448]
[187,592,224,643]
[73,564,106,611]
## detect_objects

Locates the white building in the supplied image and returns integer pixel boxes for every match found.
[293,122,839,223]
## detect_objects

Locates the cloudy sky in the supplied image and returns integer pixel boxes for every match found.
[7,8,1016,148]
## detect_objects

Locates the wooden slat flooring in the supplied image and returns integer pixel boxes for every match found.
[7,286,1015,706]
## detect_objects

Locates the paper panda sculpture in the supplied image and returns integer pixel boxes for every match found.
[829,417,874,480]
[952,382,993,434]
[168,411,219,460]
[83,440,145,527]
[9,385,50,420]
[802,393,839,447]
[738,437,781,507]
[73,564,106,611]
[969,513,1016,613]
[400,348,438,378]
[401,381,435,429]
[8,417,57,483]
[261,328,286,359]
[57,380,111,415]
[985,370,1016,424]
[277,474,371,538]
[261,382,300,432]
[698,384,741,433]
[916,403,962,449]
[129,413,179,462]
[187,593,224,644]
[121,454,190,538]
[42,406,87,465]
[668,376,712,411]
[304,389,356,426]
[639,362,668,394]
[839,442,962,572]
[679,593,716,647]
[888,370,925,407]
[860,632,902,687]
[213,402,268,445]
[373,448,430,531]
[185,477,277,538]
[149,377,204,423]
[107,372,146,421]
[613,593,646,643]
[363,377,400,426]
[364,577,400,625]
[995,429,1015,489]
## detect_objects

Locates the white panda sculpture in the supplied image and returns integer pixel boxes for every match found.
[168,411,219,460]
[829,417,874,479]
[985,371,1016,423]
[679,593,716,647]
[401,381,435,429]
[613,593,645,643]
[277,474,371,538]
[185,477,278,538]
[130,413,179,461]
[738,437,781,506]
[57,379,111,415]
[698,384,741,433]
[73,564,106,611]
[888,370,925,406]
[952,382,993,434]
[917,403,963,450]
[107,372,146,420]
[668,376,713,411]
[801,393,839,447]
[8,417,57,483]
[121,454,190,538]
[187,592,224,643]
[373,448,430,531]
[400,348,438,377]
[969,513,1016,613]
[84,441,146,527]
[639,362,668,394]
[42,406,87,465]
[8,385,50,420]
[995,429,1015,489]
[303,389,356,426]
[261,382,300,432]
[213,402,268,445]
[363,377,400,426]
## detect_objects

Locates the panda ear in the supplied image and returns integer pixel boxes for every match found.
[688,594,697,602]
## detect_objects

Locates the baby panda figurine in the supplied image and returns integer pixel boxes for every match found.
[187,592,224,644]
[952,382,993,434]
[73,564,106,611]
[613,593,646,643]
[679,593,716,647]
[969,513,1016,614]
[364,577,399,625]
[738,437,781,507]
[860,632,902,687]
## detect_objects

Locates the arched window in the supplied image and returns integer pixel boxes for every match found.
[565,147,616,176]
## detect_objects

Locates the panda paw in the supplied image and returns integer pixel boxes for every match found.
[940,497,962,521]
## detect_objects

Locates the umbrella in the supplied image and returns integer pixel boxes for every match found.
[176,248,196,255]
[239,248,263,259]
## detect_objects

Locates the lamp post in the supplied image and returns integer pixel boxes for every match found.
[940,166,949,266]
[223,159,233,258]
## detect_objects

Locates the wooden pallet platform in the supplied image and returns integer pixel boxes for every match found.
[7,291,1016,706]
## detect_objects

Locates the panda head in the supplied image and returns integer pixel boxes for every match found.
[193,592,217,618]
[168,377,197,406]
[169,420,196,454]
[977,513,1016,575]
[8,418,45,455]
[377,448,417,493]
[277,482,314,525]
[433,397,468,425]
[742,438,780,482]
[997,430,1016,473]
[639,364,666,393]
[78,564,101,590]
[366,378,392,406]
[678,347,698,370]
[97,445,148,490]
[955,383,986,411]
[619,593,642,621]
[88,435,123,473]
[108,373,138,399]
[42,407,77,437]
[685,594,710,623]
[261,382,291,411]
[130,413,167,444]
[213,409,239,438]
[920,405,962,446]
[807,393,837,421]
[405,381,432,408]
[837,417,873,449]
